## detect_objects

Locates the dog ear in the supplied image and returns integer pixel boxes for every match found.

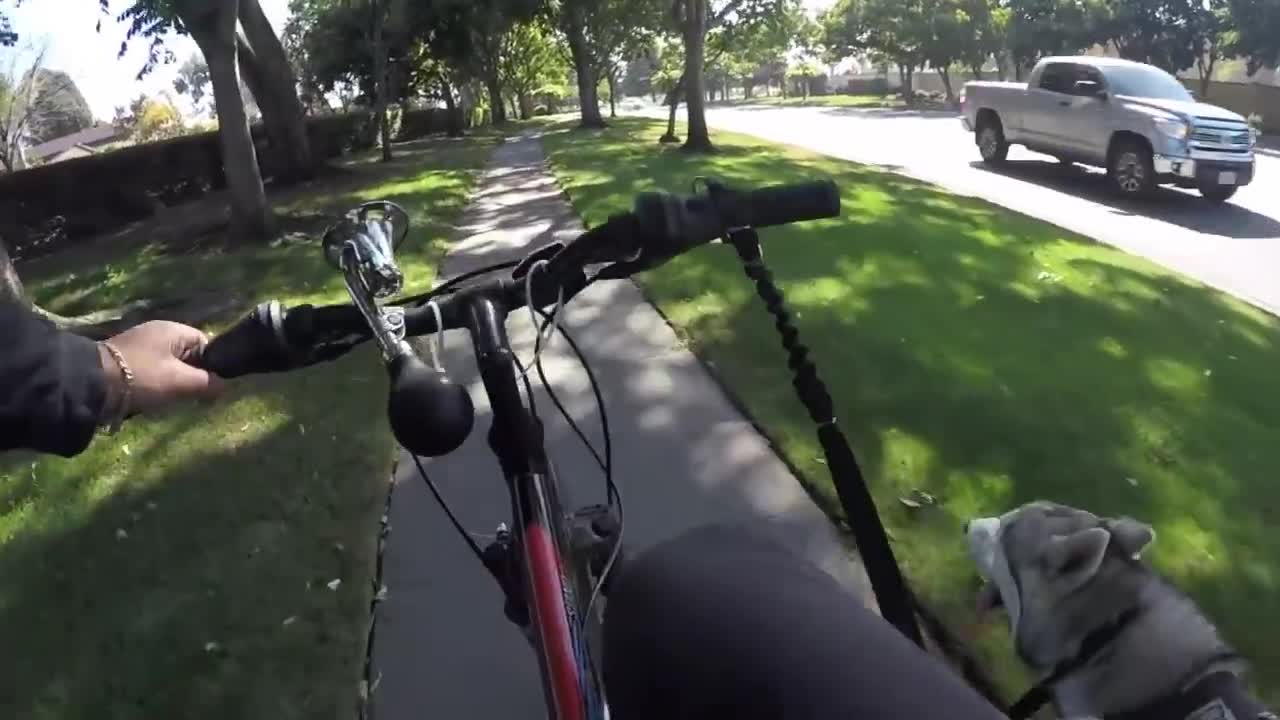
[1107,517,1155,558]
[1045,527,1111,590]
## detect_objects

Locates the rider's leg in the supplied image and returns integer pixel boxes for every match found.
[602,524,1005,720]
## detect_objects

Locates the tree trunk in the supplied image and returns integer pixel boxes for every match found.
[0,240,27,307]
[744,79,754,98]
[235,34,283,175]
[238,0,312,180]
[938,67,955,105]
[1198,55,1216,97]
[184,1,272,242]
[904,66,915,105]
[518,92,534,120]
[607,69,618,118]
[485,71,506,125]
[681,0,712,153]
[370,0,392,162]
[660,74,684,143]
[440,76,464,136]
[564,7,605,129]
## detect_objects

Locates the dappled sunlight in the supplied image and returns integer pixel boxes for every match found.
[543,117,1280,703]
[1097,336,1129,359]
[1145,356,1211,398]
[4,132,496,716]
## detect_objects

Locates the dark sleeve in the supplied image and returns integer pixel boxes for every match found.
[0,302,107,457]
[604,525,1008,720]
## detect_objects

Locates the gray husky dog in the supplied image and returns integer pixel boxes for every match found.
[965,501,1273,720]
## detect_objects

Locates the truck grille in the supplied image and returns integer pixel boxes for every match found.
[1191,130,1251,145]
[1189,119,1253,154]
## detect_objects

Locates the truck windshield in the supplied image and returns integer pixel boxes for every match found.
[1103,65,1193,101]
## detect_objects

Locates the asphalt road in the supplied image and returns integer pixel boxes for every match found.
[654,103,1280,316]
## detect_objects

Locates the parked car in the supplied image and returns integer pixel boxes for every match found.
[959,56,1256,203]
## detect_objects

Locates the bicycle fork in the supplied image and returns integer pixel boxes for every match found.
[480,505,622,636]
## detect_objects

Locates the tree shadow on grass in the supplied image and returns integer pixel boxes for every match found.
[0,349,394,719]
[540,117,1280,705]
[0,132,504,718]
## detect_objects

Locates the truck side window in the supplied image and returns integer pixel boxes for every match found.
[1067,65,1105,96]
[1037,64,1071,93]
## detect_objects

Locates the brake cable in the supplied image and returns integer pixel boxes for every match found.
[403,261,621,625]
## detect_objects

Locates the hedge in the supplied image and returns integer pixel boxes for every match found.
[1,108,461,260]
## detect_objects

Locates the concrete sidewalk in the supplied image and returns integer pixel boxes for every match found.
[370,133,867,718]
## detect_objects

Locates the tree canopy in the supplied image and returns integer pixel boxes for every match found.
[21,68,94,143]
[822,0,1280,91]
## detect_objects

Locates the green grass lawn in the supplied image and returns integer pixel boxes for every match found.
[714,93,908,109]
[1,134,498,719]
[542,118,1280,705]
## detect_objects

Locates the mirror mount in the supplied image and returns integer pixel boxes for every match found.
[1074,79,1107,100]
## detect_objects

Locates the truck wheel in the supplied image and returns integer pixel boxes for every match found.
[1199,185,1238,204]
[976,119,1008,164]
[1108,141,1155,198]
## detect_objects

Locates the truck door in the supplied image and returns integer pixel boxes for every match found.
[1024,62,1075,152]
[1052,64,1110,163]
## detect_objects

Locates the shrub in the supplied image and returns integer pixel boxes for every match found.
[0,111,459,260]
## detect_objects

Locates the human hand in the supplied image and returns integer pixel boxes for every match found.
[100,321,226,419]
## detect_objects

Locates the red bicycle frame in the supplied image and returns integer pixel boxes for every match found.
[464,292,603,720]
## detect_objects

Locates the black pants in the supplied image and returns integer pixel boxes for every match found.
[602,525,1007,719]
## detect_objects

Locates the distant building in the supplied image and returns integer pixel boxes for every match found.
[25,123,121,165]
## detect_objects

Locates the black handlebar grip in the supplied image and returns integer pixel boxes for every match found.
[739,180,841,228]
[196,301,291,378]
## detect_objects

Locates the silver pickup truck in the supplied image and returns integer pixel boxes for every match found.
[960,56,1256,203]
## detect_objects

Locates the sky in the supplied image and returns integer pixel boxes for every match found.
[3,0,290,120]
[5,0,833,123]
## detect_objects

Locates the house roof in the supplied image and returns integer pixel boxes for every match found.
[27,123,119,161]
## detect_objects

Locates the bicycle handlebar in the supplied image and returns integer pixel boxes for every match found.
[196,178,840,379]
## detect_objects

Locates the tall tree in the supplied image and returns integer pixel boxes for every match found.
[173,53,212,114]
[823,0,926,99]
[500,18,563,120]
[1003,0,1093,76]
[22,68,94,143]
[121,0,272,240]
[560,0,605,127]
[1089,0,1198,73]
[672,0,788,152]
[238,0,314,177]
[556,0,665,126]
[1225,0,1280,76]
[0,47,93,171]
[1189,0,1236,95]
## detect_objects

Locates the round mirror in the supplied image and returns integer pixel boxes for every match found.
[356,201,410,251]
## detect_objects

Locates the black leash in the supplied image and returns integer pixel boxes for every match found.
[1007,605,1144,719]
[729,228,924,647]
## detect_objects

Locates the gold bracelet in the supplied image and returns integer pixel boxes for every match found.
[99,341,134,435]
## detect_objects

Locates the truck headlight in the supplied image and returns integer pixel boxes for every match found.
[1154,117,1188,141]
